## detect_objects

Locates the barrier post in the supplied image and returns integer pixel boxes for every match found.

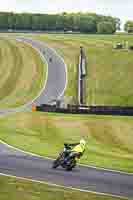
[32,104,37,112]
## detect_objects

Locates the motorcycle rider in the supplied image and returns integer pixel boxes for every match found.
[64,139,86,160]
[52,139,86,170]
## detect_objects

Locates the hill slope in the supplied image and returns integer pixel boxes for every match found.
[0,112,133,173]
[0,37,45,109]
[31,33,133,106]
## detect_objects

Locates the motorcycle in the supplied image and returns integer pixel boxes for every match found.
[49,57,52,62]
[52,144,77,171]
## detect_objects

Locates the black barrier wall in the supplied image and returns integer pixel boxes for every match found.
[36,104,133,116]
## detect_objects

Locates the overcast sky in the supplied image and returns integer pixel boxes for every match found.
[0,0,133,28]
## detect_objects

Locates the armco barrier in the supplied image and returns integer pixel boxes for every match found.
[89,106,133,116]
[35,104,133,116]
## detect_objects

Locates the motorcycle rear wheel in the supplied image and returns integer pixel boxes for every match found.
[66,166,73,171]
[52,159,60,169]
[66,160,76,171]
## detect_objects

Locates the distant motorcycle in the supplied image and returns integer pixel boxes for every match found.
[49,57,52,62]
[52,144,77,171]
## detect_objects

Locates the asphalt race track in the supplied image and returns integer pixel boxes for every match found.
[0,36,66,114]
[0,142,133,199]
[0,37,133,199]
[17,37,67,106]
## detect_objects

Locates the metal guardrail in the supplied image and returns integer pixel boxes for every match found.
[78,53,81,105]
[78,47,87,105]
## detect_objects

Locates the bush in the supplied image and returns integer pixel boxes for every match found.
[129,45,133,50]
[114,43,123,49]
[97,21,116,34]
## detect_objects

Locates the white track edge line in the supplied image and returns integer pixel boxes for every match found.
[0,36,131,199]
[14,37,48,109]
[0,172,127,199]
[0,139,132,176]
[0,37,48,114]
[39,39,68,99]
[19,36,68,100]
[13,37,133,175]
[0,36,67,113]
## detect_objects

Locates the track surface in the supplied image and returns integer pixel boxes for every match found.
[0,142,133,199]
[0,37,133,199]
[17,37,66,106]
[0,36,66,114]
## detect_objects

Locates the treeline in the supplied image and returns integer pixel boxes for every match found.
[124,21,133,33]
[0,12,120,34]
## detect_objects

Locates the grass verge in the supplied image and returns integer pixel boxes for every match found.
[0,175,123,200]
[0,112,133,173]
[0,37,46,109]
[29,33,133,106]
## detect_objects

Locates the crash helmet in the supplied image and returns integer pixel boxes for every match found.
[80,139,86,146]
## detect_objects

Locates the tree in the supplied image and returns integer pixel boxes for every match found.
[8,13,15,29]
[124,21,133,33]
[56,15,64,30]
[79,15,97,33]
[64,15,74,31]
[97,21,116,34]
[0,12,8,29]
[21,13,32,29]
[38,14,49,30]
[61,12,73,31]
[13,13,32,29]
[0,11,119,33]
[47,14,57,30]
[72,14,80,31]
[114,18,121,31]
[32,14,42,30]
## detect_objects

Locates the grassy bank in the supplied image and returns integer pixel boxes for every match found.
[29,33,133,106]
[0,112,133,173]
[0,175,123,200]
[0,37,46,109]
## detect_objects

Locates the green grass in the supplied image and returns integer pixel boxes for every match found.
[0,33,132,199]
[28,33,133,106]
[0,112,133,173]
[0,175,123,200]
[0,37,46,109]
